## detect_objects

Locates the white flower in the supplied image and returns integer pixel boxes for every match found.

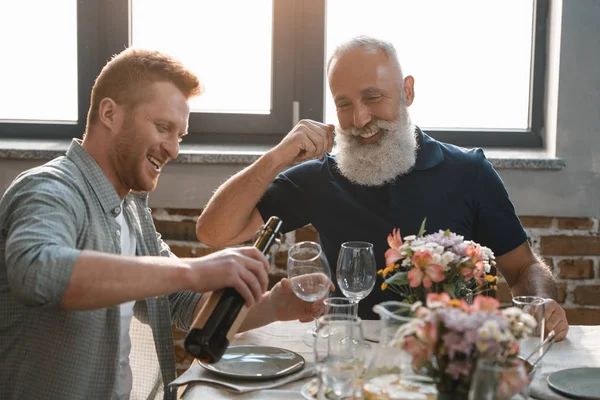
[404,235,416,241]
[478,327,491,340]
[492,330,503,341]
[433,245,444,255]
[519,313,538,330]
[483,261,491,273]
[481,246,495,260]
[411,239,425,247]
[502,307,522,319]
[442,251,455,265]
[411,245,426,253]
[432,253,442,264]
[477,341,490,352]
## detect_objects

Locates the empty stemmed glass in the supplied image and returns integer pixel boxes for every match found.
[336,241,377,317]
[287,241,332,346]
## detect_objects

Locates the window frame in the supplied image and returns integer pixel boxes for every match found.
[0,0,108,140]
[299,0,549,149]
[0,0,549,149]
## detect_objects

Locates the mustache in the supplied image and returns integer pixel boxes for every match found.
[336,118,399,138]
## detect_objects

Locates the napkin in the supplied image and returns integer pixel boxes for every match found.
[168,361,316,394]
[529,373,570,400]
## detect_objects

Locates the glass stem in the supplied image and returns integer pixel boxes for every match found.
[351,299,359,318]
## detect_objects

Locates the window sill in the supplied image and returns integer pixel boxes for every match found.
[0,139,565,170]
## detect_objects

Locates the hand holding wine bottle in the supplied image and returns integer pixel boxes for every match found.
[182,247,270,307]
[185,216,283,363]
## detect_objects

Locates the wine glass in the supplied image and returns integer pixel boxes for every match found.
[336,241,376,317]
[512,296,545,374]
[314,314,370,400]
[468,358,530,400]
[287,241,332,346]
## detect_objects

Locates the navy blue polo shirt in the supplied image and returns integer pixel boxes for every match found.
[257,128,527,319]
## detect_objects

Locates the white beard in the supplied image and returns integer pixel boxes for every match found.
[333,106,418,186]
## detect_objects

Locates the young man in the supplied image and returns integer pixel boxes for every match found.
[0,49,318,400]
[197,36,569,341]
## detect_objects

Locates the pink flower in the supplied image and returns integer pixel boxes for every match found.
[445,360,472,380]
[472,295,500,312]
[403,336,431,369]
[408,250,445,289]
[426,292,451,308]
[498,365,530,398]
[385,228,404,266]
[417,321,438,346]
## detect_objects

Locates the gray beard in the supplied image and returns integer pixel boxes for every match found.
[333,108,418,187]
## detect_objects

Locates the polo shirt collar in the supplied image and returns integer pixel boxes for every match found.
[413,126,444,171]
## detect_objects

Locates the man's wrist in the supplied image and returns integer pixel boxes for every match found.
[262,290,278,324]
[263,146,291,173]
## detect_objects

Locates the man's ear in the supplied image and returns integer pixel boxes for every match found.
[403,75,415,107]
[98,98,122,132]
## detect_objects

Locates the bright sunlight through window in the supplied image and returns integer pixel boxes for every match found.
[131,0,273,115]
[325,0,534,130]
[0,1,78,122]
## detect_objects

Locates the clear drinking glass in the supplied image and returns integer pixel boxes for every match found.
[468,358,530,400]
[288,241,332,347]
[512,296,546,374]
[314,314,370,400]
[324,297,358,317]
[336,241,377,317]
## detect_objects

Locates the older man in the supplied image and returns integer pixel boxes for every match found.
[196,36,568,341]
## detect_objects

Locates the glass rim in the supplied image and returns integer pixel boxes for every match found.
[475,357,526,372]
[289,241,322,262]
[317,314,361,325]
[512,296,545,306]
[323,297,356,307]
[340,241,373,249]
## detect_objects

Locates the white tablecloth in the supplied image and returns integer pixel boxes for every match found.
[180,321,600,400]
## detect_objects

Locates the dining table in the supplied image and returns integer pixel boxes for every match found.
[176,320,600,400]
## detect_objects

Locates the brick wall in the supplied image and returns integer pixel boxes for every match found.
[153,209,600,374]
[496,216,600,326]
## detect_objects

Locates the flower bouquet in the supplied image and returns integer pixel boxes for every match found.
[391,293,537,398]
[380,219,498,304]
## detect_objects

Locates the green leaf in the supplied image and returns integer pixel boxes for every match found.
[417,217,427,237]
[443,283,456,298]
[387,271,409,286]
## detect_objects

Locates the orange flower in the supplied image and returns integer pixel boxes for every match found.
[385,228,404,267]
[407,250,445,289]
[448,299,470,312]
[472,295,500,312]
[426,292,451,308]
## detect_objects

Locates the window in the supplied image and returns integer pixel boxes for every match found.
[324,0,534,131]
[0,1,78,122]
[0,0,548,148]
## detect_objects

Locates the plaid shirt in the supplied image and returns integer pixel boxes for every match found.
[0,140,201,400]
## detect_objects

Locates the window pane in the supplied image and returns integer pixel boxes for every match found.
[131,0,273,115]
[0,1,78,122]
[325,0,534,130]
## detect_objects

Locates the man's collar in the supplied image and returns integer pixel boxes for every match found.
[413,126,444,171]
[65,139,123,216]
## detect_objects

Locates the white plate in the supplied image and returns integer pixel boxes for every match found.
[547,367,600,399]
[198,345,305,381]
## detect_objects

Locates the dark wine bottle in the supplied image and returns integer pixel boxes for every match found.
[184,216,283,363]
